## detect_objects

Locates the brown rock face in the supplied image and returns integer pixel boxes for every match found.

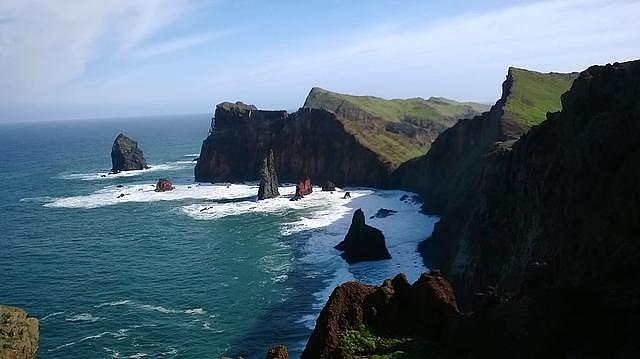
[426,61,640,357]
[291,178,312,201]
[194,103,390,187]
[0,305,39,359]
[301,272,459,359]
[265,345,288,359]
[154,178,174,192]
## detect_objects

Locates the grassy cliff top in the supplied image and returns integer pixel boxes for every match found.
[303,87,489,166]
[503,68,579,127]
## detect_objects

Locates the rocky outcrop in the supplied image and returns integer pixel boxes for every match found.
[195,103,390,187]
[334,209,391,264]
[257,149,280,200]
[392,68,577,213]
[111,133,148,173]
[321,181,336,192]
[301,272,459,359]
[291,178,312,201]
[424,61,640,357]
[265,345,288,359]
[154,178,173,192]
[0,305,39,359]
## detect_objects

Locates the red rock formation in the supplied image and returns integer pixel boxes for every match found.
[291,178,312,201]
[154,178,174,192]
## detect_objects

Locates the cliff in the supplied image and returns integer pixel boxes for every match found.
[304,87,488,166]
[195,103,391,186]
[426,60,640,356]
[0,305,39,359]
[393,68,578,212]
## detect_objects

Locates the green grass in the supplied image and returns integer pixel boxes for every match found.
[339,326,464,359]
[503,68,578,127]
[303,88,489,166]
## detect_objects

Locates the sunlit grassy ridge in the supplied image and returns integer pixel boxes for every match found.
[303,87,488,166]
[503,68,578,127]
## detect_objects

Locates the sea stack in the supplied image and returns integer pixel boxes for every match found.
[0,304,40,359]
[257,150,280,200]
[111,133,148,173]
[291,178,312,201]
[334,208,391,264]
[154,178,174,192]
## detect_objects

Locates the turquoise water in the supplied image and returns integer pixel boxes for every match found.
[0,115,435,358]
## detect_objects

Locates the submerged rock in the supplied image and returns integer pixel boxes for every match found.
[335,209,391,264]
[370,208,397,219]
[154,178,174,192]
[0,304,40,359]
[110,133,148,173]
[257,150,280,200]
[321,181,336,192]
[265,345,288,359]
[342,192,351,199]
[291,178,312,201]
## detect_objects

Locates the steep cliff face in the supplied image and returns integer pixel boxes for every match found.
[393,68,577,212]
[304,87,488,166]
[0,305,39,359]
[427,60,640,356]
[195,103,390,187]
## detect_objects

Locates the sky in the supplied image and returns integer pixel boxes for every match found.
[0,0,639,122]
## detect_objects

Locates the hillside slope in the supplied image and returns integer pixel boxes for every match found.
[304,88,488,166]
[393,67,578,212]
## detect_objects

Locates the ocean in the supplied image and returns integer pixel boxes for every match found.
[0,115,436,358]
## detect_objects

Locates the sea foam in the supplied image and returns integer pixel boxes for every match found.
[59,160,195,181]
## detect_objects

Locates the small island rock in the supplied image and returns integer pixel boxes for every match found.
[257,150,280,200]
[111,133,148,173]
[155,178,174,192]
[334,208,391,264]
[321,181,336,192]
[291,178,312,201]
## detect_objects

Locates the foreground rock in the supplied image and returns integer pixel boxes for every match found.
[335,209,391,264]
[257,150,280,200]
[265,345,288,359]
[154,178,173,192]
[0,305,39,359]
[111,133,148,173]
[301,272,459,358]
[291,178,312,201]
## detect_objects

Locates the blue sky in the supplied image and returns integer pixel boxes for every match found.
[1,0,639,121]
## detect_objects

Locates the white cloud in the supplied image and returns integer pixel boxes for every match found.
[0,0,194,99]
[132,30,229,59]
[206,0,640,104]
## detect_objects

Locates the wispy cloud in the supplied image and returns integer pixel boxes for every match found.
[0,0,198,99]
[207,0,640,103]
[132,30,229,59]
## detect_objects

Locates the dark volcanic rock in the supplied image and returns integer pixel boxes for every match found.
[111,133,148,173]
[290,178,312,201]
[257,149,280,200]
[265,345,288,359]
[334,209,391,264]
[0,304,39,359]
[194,103,390,187]
[426,60,640,357]
[370,208,397,219]
[321,181,336,192]
[342,192,351,199]
[154,178,174,192]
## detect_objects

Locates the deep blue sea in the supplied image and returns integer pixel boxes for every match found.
[0,115,436,358]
